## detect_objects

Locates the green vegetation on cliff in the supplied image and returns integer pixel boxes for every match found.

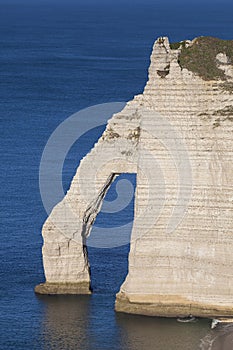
[170,37,233,81]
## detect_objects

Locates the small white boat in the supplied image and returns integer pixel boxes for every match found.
[177,315,196,323]
[211,318,233,329]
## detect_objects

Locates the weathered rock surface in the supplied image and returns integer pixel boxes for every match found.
[36,36,233,318]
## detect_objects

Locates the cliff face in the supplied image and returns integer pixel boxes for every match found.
[36,36,233,318]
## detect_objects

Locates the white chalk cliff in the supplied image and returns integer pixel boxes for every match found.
[36,36,233,318]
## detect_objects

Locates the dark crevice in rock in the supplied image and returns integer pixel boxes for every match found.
[213,105,233,116]
[219,82,233,93]
[81,173,118,282]
[82,173,117,239]
[127,126,140,141]
[157,69,170,78]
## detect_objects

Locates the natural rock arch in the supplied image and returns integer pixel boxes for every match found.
[36,36,233,318]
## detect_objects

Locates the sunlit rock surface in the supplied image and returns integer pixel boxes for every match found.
[36,36,233,318]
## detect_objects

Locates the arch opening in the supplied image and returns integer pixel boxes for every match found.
[84,173,136,294]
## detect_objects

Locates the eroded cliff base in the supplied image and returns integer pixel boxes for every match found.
[34,282,91,295]
[115,293,233,318]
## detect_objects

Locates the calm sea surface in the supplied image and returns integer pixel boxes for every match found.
[1,1,233,349]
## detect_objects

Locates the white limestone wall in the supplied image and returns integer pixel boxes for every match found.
[38,36,233,315]
[117,37,233,314]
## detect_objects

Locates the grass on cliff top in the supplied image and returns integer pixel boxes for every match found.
[170,37,233,81]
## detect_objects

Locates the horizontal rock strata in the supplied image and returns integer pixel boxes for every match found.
[35,282,91,295]
[36,36,233,318]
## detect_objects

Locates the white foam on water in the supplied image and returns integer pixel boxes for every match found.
[199,324,233,350]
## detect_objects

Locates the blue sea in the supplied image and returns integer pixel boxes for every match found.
[1,1,233,349]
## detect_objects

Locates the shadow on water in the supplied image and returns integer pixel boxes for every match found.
[38,293,215,350]
[36,295,92,350]
[116,313,211,350]
[37,294,233,350]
